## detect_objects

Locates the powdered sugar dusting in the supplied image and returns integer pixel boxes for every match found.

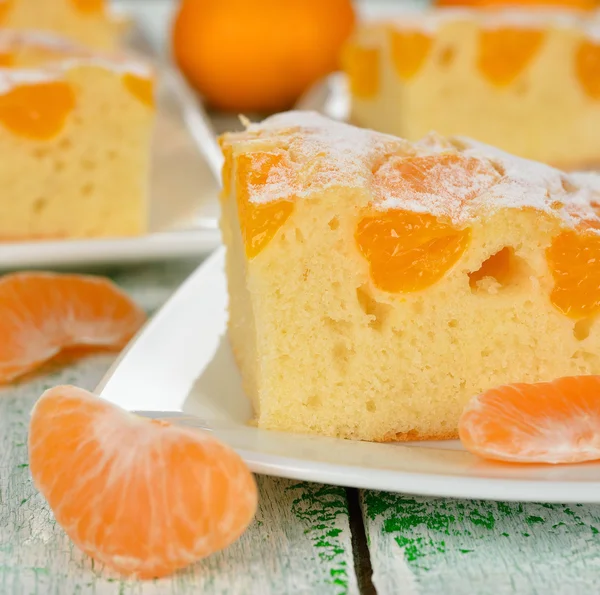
[230,111,407,205]
[370,8,600,41]
[222,111,600,231]
[372,152,499,222]
[0,30,153,95]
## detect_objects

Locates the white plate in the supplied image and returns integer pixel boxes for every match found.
[97,248,600,503]
[0,20,223,269]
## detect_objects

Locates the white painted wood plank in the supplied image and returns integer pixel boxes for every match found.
[361,490,600,595]
[0,263,358,595]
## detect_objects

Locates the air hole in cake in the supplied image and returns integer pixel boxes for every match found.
[33,147,49,160]
[54,160,65,172]
[82,159,96,171]
[574,318,594,341]
[468,247,528,294]
[448,319,458,328]
[324,316,351,335]
[413,301,424,315]
[328,217,339,231]
[438,46,455,68]
[107,150,118,161]
[571,350,600,369]
[59,138,72,150]
[306,395,321,409]
[550,200,563,210]
[356,285,392,331]
[33,197,47,214]
[333,342,354,371]
[295,228,304,243]
[81,183,94,197]
[366,400,376,413]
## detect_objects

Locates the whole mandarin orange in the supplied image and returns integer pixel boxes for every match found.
[172,0,355,112]
[436,0,596,8]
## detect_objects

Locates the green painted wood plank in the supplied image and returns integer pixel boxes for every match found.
[360,490,600,595]
[0,263,358,594]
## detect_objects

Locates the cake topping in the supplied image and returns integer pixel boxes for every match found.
[223,111,600,233]
[0,31,154,94]
[364,8,600,41]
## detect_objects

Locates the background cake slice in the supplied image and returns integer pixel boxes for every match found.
[220,111,600,442]
[343,8,600,169]
[0,32,155,240]
[0,0,121,49]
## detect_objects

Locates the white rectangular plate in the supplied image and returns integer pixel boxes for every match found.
[0,18,222,269]
[96,248,600,503]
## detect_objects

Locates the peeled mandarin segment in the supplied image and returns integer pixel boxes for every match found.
[478,28,545,87]
[0,52,13,67]
[70,0,104,14]
[356,210,470,293]
[576,40,600,101]
[390,30,433,81]
[546,230,600,320]
[0,273,146,384]
[29,385,258,579]
[375,153,499,200]
[343,43,379,99]
[236,152,295,259]
[0,0,12,23]
[459,376,600,464]
[122,73,155,108]
[0,81,76,140]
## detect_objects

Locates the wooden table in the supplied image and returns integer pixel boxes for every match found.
[2,2,600,593]
[2,259,600,595]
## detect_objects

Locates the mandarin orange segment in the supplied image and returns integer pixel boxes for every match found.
[343,43,380,99]
[356,210,470,293]
[0,273,145,384]
[459,376,600,464]
[70,0,104,14]
[478,28,545,87]
[546,230,600,320]
[123,73,155,108]
[0,52,13,67]
[29,385,258,578]
[576,40,600,101]
[0,0,12,23]
[357,153,500,293]
[0,81,76,140]
[236,151,295,258]
[390,30,433,81]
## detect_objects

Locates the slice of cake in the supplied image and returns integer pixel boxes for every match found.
[220,111,600,442]
[342,8,600,169]
[0,32,155,240]
[0,0,121,50]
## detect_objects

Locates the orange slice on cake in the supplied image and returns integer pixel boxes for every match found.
[29,385,258,578]
[459,376,600,464]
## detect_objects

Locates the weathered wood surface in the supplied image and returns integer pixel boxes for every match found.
[360,490,600,595]
[0,260,358,595]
